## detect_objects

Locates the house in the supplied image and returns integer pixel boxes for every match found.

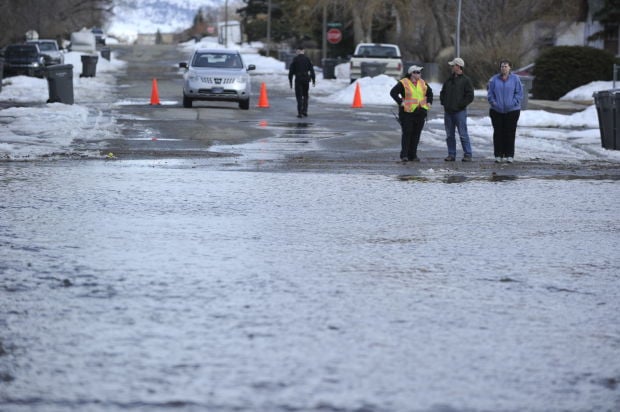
[556,0,619,56]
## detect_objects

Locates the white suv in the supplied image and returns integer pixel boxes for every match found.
[179,49,256,109]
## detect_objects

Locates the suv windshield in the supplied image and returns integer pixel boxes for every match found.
[36,42,58,52]
[192,53,242,68]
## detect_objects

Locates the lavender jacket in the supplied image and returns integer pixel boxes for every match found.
[487,73,523,113]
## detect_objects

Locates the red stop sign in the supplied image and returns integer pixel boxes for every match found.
[327,28,342,44]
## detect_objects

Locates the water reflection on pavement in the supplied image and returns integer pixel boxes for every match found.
[1,161,619,412]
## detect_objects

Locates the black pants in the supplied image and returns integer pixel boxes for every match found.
[294,80,310,115]
[399,110,426,160]
[490,109,520,157]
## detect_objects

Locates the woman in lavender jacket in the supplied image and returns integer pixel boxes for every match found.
[487,60,524,163]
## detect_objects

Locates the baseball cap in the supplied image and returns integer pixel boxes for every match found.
[407,65,424,74]
[449,57,465,67]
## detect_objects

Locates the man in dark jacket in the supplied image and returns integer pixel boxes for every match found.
[288,47,316,118]
[439,57,475,161]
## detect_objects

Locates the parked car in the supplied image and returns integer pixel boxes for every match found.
[179,49,256,109]
[26,39,64,65]
[2,43,46,78]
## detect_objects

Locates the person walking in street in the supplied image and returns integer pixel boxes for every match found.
[390,64,433,162]
[288,47,316,118]
[487,60,523,163]
[439,57,475,162]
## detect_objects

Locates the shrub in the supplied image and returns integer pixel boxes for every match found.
[532,46,617,100]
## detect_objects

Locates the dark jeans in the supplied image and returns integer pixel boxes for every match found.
[399,110,426,160]
[490,109,520,157]
[294,80,310,115]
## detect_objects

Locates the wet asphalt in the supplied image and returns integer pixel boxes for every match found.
[106,44,620,181]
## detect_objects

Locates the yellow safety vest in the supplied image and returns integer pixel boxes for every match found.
[400,78,429,113]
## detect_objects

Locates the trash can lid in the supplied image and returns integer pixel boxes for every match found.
[593,88,620,97]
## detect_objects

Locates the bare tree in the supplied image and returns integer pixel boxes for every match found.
[291,0,394,45]
[458,0,581,85]
[392,0,454,62]
[0,0,112,46]
[387,0,582,85]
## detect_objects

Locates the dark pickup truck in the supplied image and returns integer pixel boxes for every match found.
[2,43,47,77]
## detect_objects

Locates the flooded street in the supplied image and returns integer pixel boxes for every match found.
[1,160,619,411]
[2,43,620,411]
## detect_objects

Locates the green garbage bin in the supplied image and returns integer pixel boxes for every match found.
[46,64,74,104]
[80,54,98,77]
[593,89,620,150]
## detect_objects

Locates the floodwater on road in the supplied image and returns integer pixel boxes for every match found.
[1,160,619,412]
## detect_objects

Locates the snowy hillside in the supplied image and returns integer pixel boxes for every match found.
[107,0,226,42]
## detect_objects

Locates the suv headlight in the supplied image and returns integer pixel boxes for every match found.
[186,71,199,81]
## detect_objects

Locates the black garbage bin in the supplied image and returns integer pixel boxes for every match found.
[80,54,98,77]
[593,89,620,150]
[100,47,111,61]
[361,62,386,78]
[46,64,74,104]
[322,58,338,79]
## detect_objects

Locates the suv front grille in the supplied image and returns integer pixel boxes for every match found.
[199,77,236,84]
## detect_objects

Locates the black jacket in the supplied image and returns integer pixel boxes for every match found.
[288,54,315,85]
[440,73,474,113]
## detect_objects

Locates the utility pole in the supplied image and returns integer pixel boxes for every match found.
[266,0,272,56]
[456,0,462,57]
[322,3,327,62]
[224,0,228,47]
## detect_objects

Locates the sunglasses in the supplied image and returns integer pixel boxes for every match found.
[411,71,421,74]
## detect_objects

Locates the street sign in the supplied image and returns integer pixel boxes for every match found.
[327,28,342,45]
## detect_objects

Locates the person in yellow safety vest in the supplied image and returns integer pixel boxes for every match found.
[390,64,434,162]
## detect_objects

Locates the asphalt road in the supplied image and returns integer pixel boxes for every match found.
[107,44,620,180]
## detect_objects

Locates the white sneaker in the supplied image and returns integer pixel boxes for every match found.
[505,157,514,163]
[495,157,502,163]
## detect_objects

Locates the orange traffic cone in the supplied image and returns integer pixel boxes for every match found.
[351,82,363,108]
[150,78,161,105]
[257,82,270,108]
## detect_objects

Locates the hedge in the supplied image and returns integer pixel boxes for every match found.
[532,46,618,100]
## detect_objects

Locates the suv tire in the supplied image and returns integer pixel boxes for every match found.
[183,95,193,108]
